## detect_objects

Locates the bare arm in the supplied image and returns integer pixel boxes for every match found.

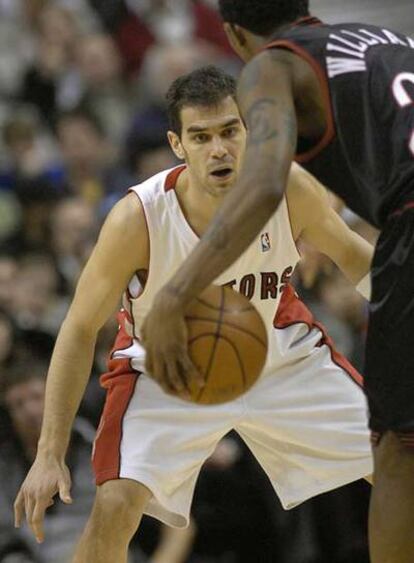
[14,192,148,542]
[38,193,147,458]
[287,164,373,284]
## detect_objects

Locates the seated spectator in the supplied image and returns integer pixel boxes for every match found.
[0,362,195,562]
[2,112,60,185]
[0,254,18,321]
[75,33,136,144]
[54,107,132,212]
[10,252,64,336]
[0,361,102,563]
[48,197,97,294]
[114,0,234,76]
[19,6,82,126]
[127,134,178,182]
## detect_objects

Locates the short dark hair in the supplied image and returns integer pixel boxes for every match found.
[0,356,46,404]
[166,66,237,136]
[218,0,309,36]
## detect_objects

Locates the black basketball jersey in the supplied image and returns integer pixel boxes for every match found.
[266,17,414,228]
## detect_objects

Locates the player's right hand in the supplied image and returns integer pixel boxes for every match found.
[14,454,72,544]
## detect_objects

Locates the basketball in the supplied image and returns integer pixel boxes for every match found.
[184,284,268,405]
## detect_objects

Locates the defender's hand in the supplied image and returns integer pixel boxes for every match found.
[141,289,204,397]
[14,455,72,544]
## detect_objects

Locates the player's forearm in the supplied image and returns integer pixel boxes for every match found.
[164,176,280,306]
[338,235,373,285]
[37,318,97,459]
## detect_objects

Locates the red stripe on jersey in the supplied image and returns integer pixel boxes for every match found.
[165,165,186,192]
[93,311,141,485]
[274,285,363,387]
[263,39,336,163]
[294,16,323,27]
[389,200,414,218]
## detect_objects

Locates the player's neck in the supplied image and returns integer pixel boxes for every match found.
[176,169,226,237]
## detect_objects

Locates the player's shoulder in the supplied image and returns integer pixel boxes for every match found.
[128,166,183,203]
[287,163,327,204]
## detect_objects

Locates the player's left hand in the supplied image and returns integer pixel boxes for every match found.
[141,289,204,397]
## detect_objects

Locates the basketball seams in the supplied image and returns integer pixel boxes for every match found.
[186,316,267,348]
[200,286,226,388]
[185,284,268,404]
[194,334,248,402]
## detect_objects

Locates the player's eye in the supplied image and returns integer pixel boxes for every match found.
[194,134,209,143]
[222,127,238,138]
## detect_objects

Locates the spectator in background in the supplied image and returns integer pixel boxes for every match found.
[2,112,60,187]
[75,33,136,145]
[0,362,100,563]
[19,5,82,126]
[0,255,18,312]
[114,0,234,77]
[54,107,131,213]
[0,363,195,563]
[10,252,62,335]
[127,133,178,182]
[48,196,97,294]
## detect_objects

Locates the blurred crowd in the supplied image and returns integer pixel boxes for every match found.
[0,1,376,562]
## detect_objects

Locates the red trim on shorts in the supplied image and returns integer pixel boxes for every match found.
[93,313,141,485]
[264,39,336,163]
[164,165,186,192]
[274,285,363,387]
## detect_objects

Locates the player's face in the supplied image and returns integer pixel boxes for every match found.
[178,96,246,196]
[5,378,45,441]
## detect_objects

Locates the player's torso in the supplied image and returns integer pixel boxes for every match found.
[268,18,414,228]
[122,166,302,371]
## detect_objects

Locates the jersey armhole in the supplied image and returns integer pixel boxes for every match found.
[125,189,152,317]
[265,40,336,162]
[282,196,303,261]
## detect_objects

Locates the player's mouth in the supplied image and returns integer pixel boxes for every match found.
[209,167,234,181]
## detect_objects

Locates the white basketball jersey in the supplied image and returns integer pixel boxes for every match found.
[114,165,350,377]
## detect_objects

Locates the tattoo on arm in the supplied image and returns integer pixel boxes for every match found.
[245,98,279,145]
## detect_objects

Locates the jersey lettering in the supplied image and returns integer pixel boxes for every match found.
[326,27,414,78]
[239,274,256,300]
[224,267,294,301]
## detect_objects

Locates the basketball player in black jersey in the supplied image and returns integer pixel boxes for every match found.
[142,2,414,562]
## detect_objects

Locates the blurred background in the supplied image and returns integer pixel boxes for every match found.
[0,1,411,562]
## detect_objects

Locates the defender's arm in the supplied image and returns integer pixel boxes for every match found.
[287,164,373,294]
[14,193,148,542]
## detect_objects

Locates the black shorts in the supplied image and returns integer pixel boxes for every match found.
[365,203,414,437]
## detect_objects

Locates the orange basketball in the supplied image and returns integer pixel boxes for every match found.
[184,284,268,404]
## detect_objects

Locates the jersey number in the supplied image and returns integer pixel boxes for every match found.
[392,72,414,156]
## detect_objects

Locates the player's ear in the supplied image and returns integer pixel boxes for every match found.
[224,23,247,53]
[167,130,185,160]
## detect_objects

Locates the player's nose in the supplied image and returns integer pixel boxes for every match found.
[210,136,228,158]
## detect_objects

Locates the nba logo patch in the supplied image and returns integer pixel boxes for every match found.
[260,232,271,252]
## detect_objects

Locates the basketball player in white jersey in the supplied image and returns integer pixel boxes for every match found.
[14,67,373,563]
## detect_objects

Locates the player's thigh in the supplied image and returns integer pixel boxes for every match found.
[237,347,372,506]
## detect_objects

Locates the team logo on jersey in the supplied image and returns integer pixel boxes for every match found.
[260,232,271,252]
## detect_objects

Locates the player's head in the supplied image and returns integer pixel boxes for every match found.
[218,0,310,60]
[166,66,246,197]
[1,360,46,443]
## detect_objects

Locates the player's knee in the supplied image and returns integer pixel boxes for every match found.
[93,479,152,532]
